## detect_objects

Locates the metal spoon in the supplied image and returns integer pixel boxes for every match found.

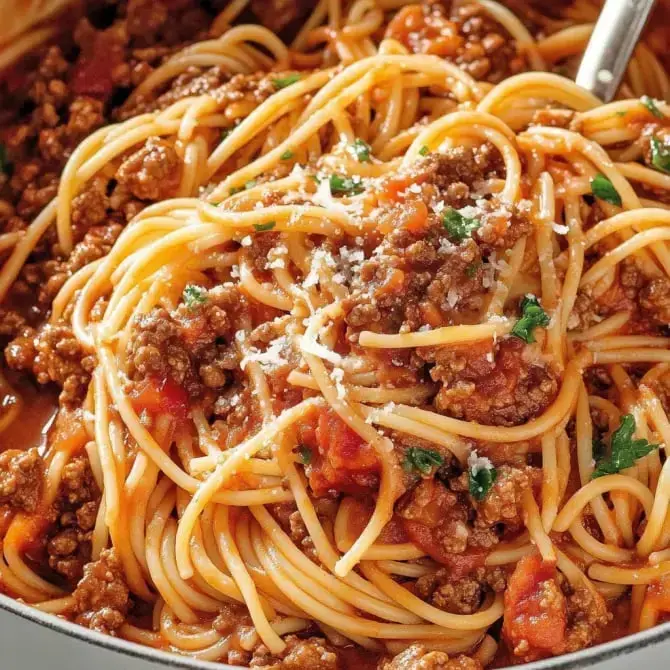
[575,0,657,102]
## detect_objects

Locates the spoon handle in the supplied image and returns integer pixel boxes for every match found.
[575,0,656,102]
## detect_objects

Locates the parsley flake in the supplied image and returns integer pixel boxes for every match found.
[650,137,670,174]
[254,221,276,232]
[183,285,208,309]
[642,96,664,119]
[591,174,622,206]
[280,150,294,161]
[403,447,444,475]
[442,208,480,242]
[592,414,659,478]
[272,74,301,90]
[511,294,550,343]
[297,445,312,465]
[329,174,364,196]
[418,145,430,156]
[352,138,371,163]
[469,466,497,501]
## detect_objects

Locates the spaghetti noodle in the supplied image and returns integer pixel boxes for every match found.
[1,0,670,667]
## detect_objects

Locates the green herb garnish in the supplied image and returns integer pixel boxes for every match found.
[511,294,550,343]
[352,138,371,163]
[272,74,301,90]
[642,95,664,119]
[592,414,660,478]
[329,174,364,196]
[298,445,312,465]
[183,284,208,309]
[469,466,497,501]
[650,136,670,174]
[254,221,276,232]
[280,150,294,161]
[418,145,430,156]
[403,447,444,475]
[591,174,622,206]
[442,208,481,242]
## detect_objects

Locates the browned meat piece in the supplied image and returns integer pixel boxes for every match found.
[127,284,246,397]
[251,0,314,33]
[380,645,482,670]
[5,321,97,405]
[475,464,541,528]
[116,137,182,201]
[640,277,670,326]
[73,549,130,635]
[250,635,340,669]
[0,448,45,512]
[385,1,527,83]
[421,337,558,426]
[415,565,507,614]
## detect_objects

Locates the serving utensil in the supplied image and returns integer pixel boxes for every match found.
[575,0,657,101]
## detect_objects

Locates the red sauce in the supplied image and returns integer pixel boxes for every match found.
[0,370,58,453]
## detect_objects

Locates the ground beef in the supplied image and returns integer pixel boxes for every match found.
[421,337,558,426]
[562,584,611,654]
[381,646,482,670]
[385,1,527,83]
[73,549,129,635]
[570,257,668,334]
[127,284,244,396]
[250,635,340,670]
[474,464,541,528]
[269,502,317,560]
[40,223,122,305]
[415,565,507,614]
[47,455,100,583]
[397,477,499,560]
[115,137,182,201]
[5,320,96,405]
[0,448,45,512]
[250,0,314,33]
[640,277,670,326]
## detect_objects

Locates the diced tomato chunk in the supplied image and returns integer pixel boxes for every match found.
[503,553,567,660]
[70,32,123,100]
[302,409,379,496]
[130,376,189,422]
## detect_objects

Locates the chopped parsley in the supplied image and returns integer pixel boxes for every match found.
[183,284,208,309]
[352,138,371,163]
[297,445,312,465]
[469,465,497,501]
[511,294,550,343]
[229,179,257,196]
[328,174,364,196]
[591,174,622,206]
[615,111,627,118]
[592,414,659,478]
[402,447,444,475]
[442,207,480,242]
[280,150,294,161]
[418,145,430,156]
[642,95,664,119]
[272,74,301,89]
[465,261,481,278]
[254,221,276,232]
[650,137,670,174]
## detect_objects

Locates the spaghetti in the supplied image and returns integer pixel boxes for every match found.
[1,0,670,667]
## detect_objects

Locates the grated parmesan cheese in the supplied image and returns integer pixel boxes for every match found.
[467,450,494,475]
